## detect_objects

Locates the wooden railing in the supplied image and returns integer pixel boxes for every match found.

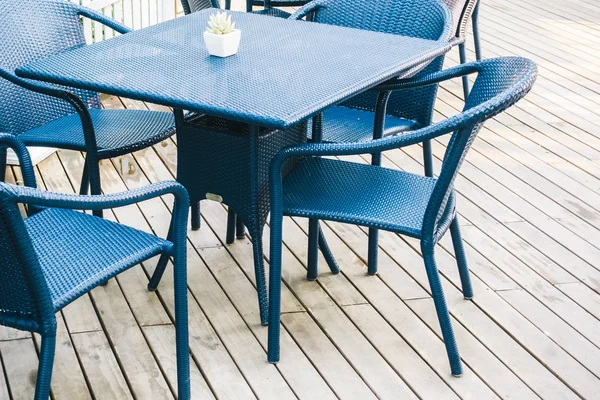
[79,0,181,42]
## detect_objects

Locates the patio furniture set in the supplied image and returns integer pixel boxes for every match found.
[0,0,536,398]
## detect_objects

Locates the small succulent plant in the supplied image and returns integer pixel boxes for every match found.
[206,12,236,35]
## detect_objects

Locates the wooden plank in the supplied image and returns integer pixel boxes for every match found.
[57,151,256,400]
[198,246,338,400]
[406,298,539,400]
[281,312,377,400]
[497,288,600,378]
[142,325,215,400]
[126,139,356,399]
[0,339,39,399]
[89,279,174,399]
[286,221,497,398]
[556,282,600,320]
[37,152,105,335]
[402,235,581,398]
[32,313,92,400]
[71,331,133,399]
[0,358,9,400]
[343,304,461,400]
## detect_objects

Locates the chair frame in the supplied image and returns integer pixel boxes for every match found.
[453,0,483,97]
[267,58,537,376]
[288,0,454,282]
[0,1,174,218]
[0,133,190,399]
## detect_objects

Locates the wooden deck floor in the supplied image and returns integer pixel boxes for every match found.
[3,0,600,398]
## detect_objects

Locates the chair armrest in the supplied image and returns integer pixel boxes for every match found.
[370,62,480,92]
[3,180,189,214]
[273,117,461,165]
[0,134,37,189]
[5,67,99,157]
[76,5,132,35]
[289,0,326,20]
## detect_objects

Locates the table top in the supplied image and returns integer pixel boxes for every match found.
[17,9,452,129]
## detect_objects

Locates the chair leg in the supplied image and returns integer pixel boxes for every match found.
[449,217,474,299]
[367,228,379,275]
[459,43,470,100]
[422,242,463,377]
[252,230,269,325]
[79,159,90,195]
[423,139,434,177]
[236,216,246,239]
[34,334,56,400]
[226,208,236,244]
[366,151,383,275]
[307,219,320,281]
[267,212,283,363]
[149,223,174,291]
[148,253,171,291]
[191,201,201,231]
[88,158,103,219]
[472,1,482,61]
[318,229,340,275]
[0,146,7,182]
[173,234,190,399]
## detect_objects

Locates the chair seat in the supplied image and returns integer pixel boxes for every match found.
[24,208,171,311]
[311,106,418,143]
[251,7,291,18]
[282,157,445,238]
[18,109,175,159]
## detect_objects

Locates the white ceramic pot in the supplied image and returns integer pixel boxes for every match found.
[203,29,241,58]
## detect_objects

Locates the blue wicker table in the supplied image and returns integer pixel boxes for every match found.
[17,8,452,325]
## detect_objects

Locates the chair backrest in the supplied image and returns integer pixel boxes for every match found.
[443,0,479,39]
[311,0,453,127]
[0,0,101,135]
[181,0,221,14]
[423,57,536,238]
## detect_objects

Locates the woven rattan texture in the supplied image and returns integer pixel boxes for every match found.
[0,0,100,134]
[25,208,169,311]
[16,9,452,130]
[294,0,453,142]
[0,199,39,317]
[271,57,538,242]
[18,109,175,158]
[177,115,306,233]
[181,0,219,13]
[318,106,417,143]
[444,0,480,38]
[283,157,440,237]
[267,57,537,370]
[251,7,292,17]
[252,0,309,6]
[0,130,191,398]
[183,0,292,18]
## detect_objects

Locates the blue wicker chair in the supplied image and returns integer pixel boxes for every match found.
[0,134,190,399]
[267,57,537,376]
[181,0,293,18]
[0,0,176,218]
[247,0,310,18]
[445,0,483,98]
[285,0,453,280]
